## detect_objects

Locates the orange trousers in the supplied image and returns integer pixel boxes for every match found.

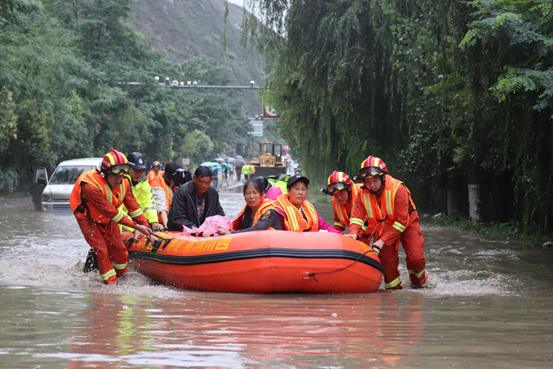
[373,221,427,289]
[75,213,128,283]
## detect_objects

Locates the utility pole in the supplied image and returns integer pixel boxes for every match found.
[118,76,260,90]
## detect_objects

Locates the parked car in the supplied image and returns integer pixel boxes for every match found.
[32,158,102,211]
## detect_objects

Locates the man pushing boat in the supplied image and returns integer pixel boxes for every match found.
[346,155,429,289]
[70,150,152,285]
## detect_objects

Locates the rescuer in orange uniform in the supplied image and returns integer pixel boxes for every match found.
[149,162,191,228]
[323,171,371,242]
[346,156,428,289]
[70,150,152,285]
[147,160,162,184]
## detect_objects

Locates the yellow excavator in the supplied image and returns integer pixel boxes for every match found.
[250,142,287,177]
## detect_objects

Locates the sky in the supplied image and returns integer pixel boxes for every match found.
[227,0,244,7]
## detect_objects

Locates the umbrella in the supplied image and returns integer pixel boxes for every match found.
[230,158,246,167]
[200,161,220,168]
[214,158,225,163]
[235,155,244,160]
[221,162,232,170]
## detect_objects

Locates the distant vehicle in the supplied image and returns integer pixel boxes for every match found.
[250,142,287,177]
[32,158,102,212]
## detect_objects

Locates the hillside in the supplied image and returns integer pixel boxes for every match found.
[128,0,264,116]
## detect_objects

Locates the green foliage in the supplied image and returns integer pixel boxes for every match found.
[0,0,258,195]
[129,0,264,117]
[429,214,547,247]
[239,0,553,234]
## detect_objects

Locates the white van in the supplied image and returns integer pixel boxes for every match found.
[32,158,103,211]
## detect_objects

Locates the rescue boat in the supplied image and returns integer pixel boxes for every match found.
[126,230,383,294]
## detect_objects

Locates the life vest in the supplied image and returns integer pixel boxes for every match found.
[147,169,160,186]
[231,199,276,231]
[332,183,362,230]
[121,178,158,228]
[69,169,132,225]
[273,193,319,232]
[150,170,173,209]
[351,176,416,238]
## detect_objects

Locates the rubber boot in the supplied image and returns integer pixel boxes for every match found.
[105,275,118,285]
[116,266,129,279]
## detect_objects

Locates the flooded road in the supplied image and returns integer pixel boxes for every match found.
[1,193,553,368]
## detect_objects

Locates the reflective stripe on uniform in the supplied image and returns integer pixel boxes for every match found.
[336,205,348,224]
[350,218,364,226]
[104,184,113,204]
[286,206,300,230]
[393,221,406,232]
[363,193,374,219]
[112,208,125,223]
[385,189,393,215]
[101,268,117,281]
[385,277,401,289]
[112,261,128,270]
[128,208,143,218]
[303,203,318,222]
[409,269,425,278]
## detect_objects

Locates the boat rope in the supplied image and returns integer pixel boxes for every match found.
[304,249,371,282]
[139,233,174,252]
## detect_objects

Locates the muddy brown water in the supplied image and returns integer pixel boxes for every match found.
[1,193,552,368]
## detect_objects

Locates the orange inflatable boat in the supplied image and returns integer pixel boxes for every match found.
[127,230,383,294]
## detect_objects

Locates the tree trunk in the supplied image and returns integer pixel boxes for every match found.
[468,163,481,223]
[468,184,481,223]
[447,188,459,220]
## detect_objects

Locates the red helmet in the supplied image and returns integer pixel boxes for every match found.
[101,150,131,173]
[358,156,388,178]
[326,171,352,194]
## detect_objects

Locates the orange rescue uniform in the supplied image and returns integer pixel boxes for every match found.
[70,169,149,284]
[349,176,427,289]
[149,171,175,209]
[146,168,160,186]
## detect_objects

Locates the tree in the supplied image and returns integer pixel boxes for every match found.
[236,0,553,233]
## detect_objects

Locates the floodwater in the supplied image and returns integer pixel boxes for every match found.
[1,192,552,368]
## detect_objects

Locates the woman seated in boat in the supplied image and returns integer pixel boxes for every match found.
[216,178,283,235]
[273,175,343,233]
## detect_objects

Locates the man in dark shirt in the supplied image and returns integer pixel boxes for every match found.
[167,166,225,231]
